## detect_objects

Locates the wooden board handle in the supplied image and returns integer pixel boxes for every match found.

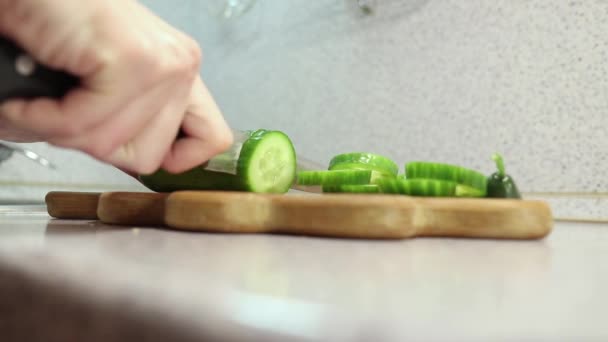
[45,191,100,219]
[164,191,553,239]
[45,191,167,227]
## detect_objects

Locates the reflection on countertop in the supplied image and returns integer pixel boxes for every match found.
[0,206,606,341]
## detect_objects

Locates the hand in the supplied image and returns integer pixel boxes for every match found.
[0,0,233,174]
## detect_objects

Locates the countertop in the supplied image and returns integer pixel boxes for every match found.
[1,205,607,341]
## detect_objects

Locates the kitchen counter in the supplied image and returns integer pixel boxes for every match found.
[1,205,607,341]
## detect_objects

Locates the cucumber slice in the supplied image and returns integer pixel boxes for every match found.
[329,152,399,176]
[378,178,457,197]
[296,169,373,186]
[322,184,380,193]
[405,161,487,196]
[139,129,297,193]
[455,184,486,197]
[377,178,485,197]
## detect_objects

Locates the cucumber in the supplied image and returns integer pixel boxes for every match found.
[486,153,521,199]
[322,184,380,193]
[405,161,487,196]
[296,169,373,186]
[139,129,297,193]
[377,178,485,197]
[454,184,486,197]
[378,178,457,197]
[329,152,399,176]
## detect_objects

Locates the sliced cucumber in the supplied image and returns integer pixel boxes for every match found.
[139,129,297,193]
[329,152,399,176]
[455,184,486,197]
[378,178,457,197]
[322,184,380,193]
[296,169,373,186]
[405,161,487,196]
[377,178,485,197]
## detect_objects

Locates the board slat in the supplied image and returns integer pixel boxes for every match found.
[45,191,100,220]
[97,192,168,226]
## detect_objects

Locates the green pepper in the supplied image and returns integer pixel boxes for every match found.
[486,153,521,199]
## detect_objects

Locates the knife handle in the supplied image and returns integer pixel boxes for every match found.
[0,36,79,102]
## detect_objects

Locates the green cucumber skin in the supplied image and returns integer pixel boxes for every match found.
[378,178,485,198]
[139,168,247,192]
[405,162,487,196]
[139,129,296,194]
[296,170,372,186]
[486,179,521,199]
[329,153,399,176]
[378,178,457,197]
[331,164,395,183]
[486,153,522,199]
[322,184,380,194]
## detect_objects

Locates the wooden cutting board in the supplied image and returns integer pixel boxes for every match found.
[45,191,553,240]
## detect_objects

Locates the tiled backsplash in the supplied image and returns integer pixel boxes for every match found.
[1,1,606,219]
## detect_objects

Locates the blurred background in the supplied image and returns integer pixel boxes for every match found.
[1,0,606,219]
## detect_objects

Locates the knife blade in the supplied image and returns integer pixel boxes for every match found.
[0,141,57,169]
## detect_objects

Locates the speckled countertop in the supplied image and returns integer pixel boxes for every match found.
[1,205,607,341]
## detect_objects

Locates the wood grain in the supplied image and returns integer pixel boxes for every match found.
[45,191,553,239]
[45,191,100,220]
[164,191,553,239]
[97,192,168,226]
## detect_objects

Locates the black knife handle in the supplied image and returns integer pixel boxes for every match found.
[0,36,79,102]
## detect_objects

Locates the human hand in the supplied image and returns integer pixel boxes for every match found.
[0,0,233,174]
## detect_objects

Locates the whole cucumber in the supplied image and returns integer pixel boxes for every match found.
[139,129,297,194]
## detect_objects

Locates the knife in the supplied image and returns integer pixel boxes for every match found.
[0,141,57,169]
[0,36,323,192]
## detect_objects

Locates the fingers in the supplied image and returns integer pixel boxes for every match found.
[104,81,192,174]
[47,78,182,159]
[0,113,43,142]
[0,1,201,141]
[0,88,124,139]
[160,77,233,173]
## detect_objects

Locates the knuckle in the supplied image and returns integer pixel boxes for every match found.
[55,120,87,137]
[80,141,116,160]
[101,143,163,175]
[135,157,163,175]
[120,37,162,73]
[131,35,202,81]
[161,162,184,175]
[209,130,234,156]
[185,39,203,71]
[129,149,165,175]
[170,38,202,77]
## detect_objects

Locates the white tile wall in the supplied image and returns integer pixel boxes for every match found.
[2,1,606,219]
